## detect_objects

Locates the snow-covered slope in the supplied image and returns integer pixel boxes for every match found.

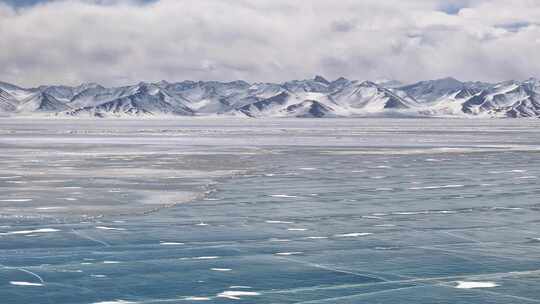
[400,77,540,118]
[330,81,416,114]
[0,88,18,112]
[1,77,540,118]
[18,92,71,113]
[65,83,194,117]
[461,79,540,117]
[399,77,469,104]
[281,100,336,118]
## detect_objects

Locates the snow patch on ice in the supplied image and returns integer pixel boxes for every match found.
[93,301,137,304]
[274,252,303,256]
[362,216,383,219]
[408,184,464,190]
[266,220,294,224]
[0,228,60,235]
[191,256,220,260]
[10,281,44,287]
[269,238,291,242]
[160,242,184,246]
[36,206,66,210]
[335,232,373,237]
[217,291,260,300]
[96,226,126,231]
[184,297,211,301]
[305,236,328,239]
[455,281,499,289]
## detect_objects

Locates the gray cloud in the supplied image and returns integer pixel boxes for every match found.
[330,20,357,33]
[494,21,532,33]
[1,0,540,87]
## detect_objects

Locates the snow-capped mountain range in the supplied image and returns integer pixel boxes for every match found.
[1,76,540,118]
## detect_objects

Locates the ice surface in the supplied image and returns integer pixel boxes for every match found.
[1,118,540,303]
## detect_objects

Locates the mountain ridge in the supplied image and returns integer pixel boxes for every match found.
[1,77,540,118]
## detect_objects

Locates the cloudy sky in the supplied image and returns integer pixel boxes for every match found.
[1,0,539,87]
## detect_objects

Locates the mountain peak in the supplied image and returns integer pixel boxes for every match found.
[440,76,460,81]
[226,80,250,87]
[0,81,24,91]
[333,77,348,82]
[374,79,403,88]
[313,75,330,85]
[78,82,102,87]
[359,80,379,87]
[76,82,105,92]
[434,77,463,86]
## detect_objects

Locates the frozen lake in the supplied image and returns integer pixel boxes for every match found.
[1,118,540,303]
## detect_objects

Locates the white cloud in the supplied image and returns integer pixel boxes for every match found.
[1,0,539,87]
